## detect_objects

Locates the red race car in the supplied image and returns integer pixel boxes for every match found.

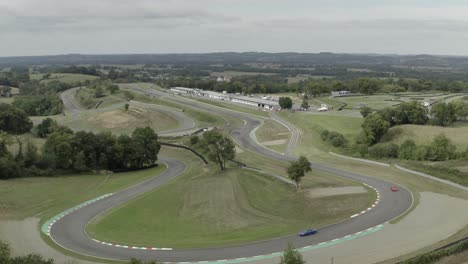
[391,186,399,192]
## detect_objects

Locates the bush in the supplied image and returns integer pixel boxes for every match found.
[368,143,399,159]
[320,130,347,148]
[190,135,199,145]
[398,139,417,160]
[329,134,347,147]
[320,130,330,141]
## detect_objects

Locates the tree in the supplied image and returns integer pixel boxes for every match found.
[431,103,456,126]
[287,157,310,190]
[428,134,457,161]
[36,118,58,138]
[360,106,372,118]
[300,100,309,110]
[280,244,305,264]
[94,86,104,98]
[106,84,119,94]
[10,254,54,264]
[394,101,428,125]
[0,241,10,264]
[361,112,390,145]
[279,97,293,110]
[0,103,33,134]
[23,140,39,167]
[297,156,311,173]
[398,139,417,160]
[131,127,160,168]
[200,130,235,170]
[124,103,130,111]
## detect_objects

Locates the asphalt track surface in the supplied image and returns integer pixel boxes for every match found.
[50,85,413,262]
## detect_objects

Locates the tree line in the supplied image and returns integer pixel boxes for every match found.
[158,75,468,96]
[319,101,468,162]
[0,119,160,179]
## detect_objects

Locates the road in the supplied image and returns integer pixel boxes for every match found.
[49,84,414,262]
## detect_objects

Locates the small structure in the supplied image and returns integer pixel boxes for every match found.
[170,87,204,96]
[317,104,329,112]
[205,91,230,100]
[231,95,280,110]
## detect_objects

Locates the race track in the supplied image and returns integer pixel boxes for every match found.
[49,85,414,262]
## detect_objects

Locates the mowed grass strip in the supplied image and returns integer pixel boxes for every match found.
[86,148,373,249]
[255,119,291,153]
[0,165,167,221]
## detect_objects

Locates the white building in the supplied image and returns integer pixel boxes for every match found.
[170,87,205,96]
[205,91,230,100]
[231,95,280,110]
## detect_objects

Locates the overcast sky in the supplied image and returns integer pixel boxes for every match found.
[1,0,468,57]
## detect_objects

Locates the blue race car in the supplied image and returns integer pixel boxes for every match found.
[298,229,317,237]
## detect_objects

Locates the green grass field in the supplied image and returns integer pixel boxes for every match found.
[86,147,373,248]
[280,112,362,156]
[30,73,99,84]
[63,107,179,135]
[74,87,123,109]
[255,119,291,153]
[336,95,401,109]
[382,122,468,151]
[118,85,227,127]
[0,165,166,221]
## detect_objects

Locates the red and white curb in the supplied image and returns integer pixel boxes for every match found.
[91,238,173,251]
[350,183,380,218]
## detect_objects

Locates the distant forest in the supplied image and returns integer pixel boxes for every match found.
[3,52,468,80]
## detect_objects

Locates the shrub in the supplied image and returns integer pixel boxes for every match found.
[398,139,417,160]
[320,130,347,148]
[190,135,199,145]
[320,130,330,141]
[368,143,399,158]
[329,134,347,147]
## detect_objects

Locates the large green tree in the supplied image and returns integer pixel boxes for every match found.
[279,97,293,110]
[200,130,235,170]
[131,127,161,168]
[431,103,457,126]
[287,156,311,190]
[0,103,33,134]
[361,112,390,145]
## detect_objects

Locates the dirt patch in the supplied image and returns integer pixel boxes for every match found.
[455,166,468,172]
[261,139,288,146]
[307,186,367,198]
[251,192,468,264]
[87,110,137,129]
[0,218,96,264]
